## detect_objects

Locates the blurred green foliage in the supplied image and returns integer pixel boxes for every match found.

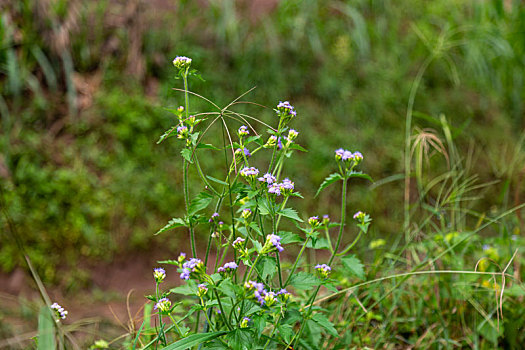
[1,0,525,347]
[1,0,524,286]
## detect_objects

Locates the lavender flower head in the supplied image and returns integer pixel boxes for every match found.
[277,288,292,301]
[177,125,188,139]
[218,261,238,273]
[240,317,251,328]
[241,208,252,219]
[315,264,332,278]
[353,211,366,222]
[178,252,186,263]
[266,233,284,252]
[279,178,294,194]
[155,297,172,313]
[51,302,68,320]
[238,125,250,136]
[232,237,245,248]
[258,173,276,185]
[268,183,281,196]
[209,212,219,223]
[342,150,354,161]
[308,216,320,227]
[322,214,330,224]
[173,56,192,70]
[276,101,297,120]
[353,151,363,162]
[240,166,259,178]
[180,258,204,280]
[235,147,251,158]
[153,267,166,283]
[288,129,299,141]
[197,283,208,297]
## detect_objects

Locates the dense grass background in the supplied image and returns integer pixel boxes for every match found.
[1,0,525,348]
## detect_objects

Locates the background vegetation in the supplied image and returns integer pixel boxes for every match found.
[1,0,524,348]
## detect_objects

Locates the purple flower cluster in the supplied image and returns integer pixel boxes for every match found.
[308,216,320,227]
[177,125,188,139]
[153,267,166,283]
[232,237,245,248]
[51,302,68,320]
[240,166,259,178]
[173,56,192,69]
[235,147,251,158]
[209,212,219,223]
[276,101,297,119]
[240,316,251,328]
[241,208,252,219]
[353,211,366,222]
[266,234,284,252]
[245,281,291,306]
[315,264,332,278]
[266,178,295,197]
[218,261,238,273]
[238,125,249,136]
[258,173,276,185]
[180,258,203,280]
[197,283,208,297]
[155,297,172,312]
[335,148,363,163]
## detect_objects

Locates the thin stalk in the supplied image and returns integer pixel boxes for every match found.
[283,236,311,287]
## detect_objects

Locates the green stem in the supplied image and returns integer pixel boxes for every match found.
[283,236,311,287]
[336,227,365,256]
[168,314,184,337]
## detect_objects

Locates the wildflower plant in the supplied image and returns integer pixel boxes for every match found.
[145,56,372,349]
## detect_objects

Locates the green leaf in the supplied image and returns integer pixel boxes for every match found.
[181,148,194,163]
[312,313,339,337]
[197,143,221,151]
[217,279,237,299]
[157,125,177,144]
[315,173,343,197]
[347,171,373,182]
[189,192,214,215]
[155,217,186,235]
[279,231,303,244]
[257,256,277,280]
[341,254,365,280]
[278,208,303,222]
[206,175,228,186]
[37,306,56,350]
[226,329,252,350]
[289,143,308,152]
[278,324,294,343]
[288,272,321,290]
[170,284,197,296]
[162,331,228,350]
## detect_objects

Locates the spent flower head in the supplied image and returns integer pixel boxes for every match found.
[288,129,299,141]
[197,283,208,297]
[177,126,188,139]
[353,211,367,222]
[153,267,166,283]
[240,317,251,328]
[241,208,252,219]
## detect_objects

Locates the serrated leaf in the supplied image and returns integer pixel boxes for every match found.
[279,231,303,244]
[288,272,321,290]
[278,208,304,222]
[217,279,237,299]
[256,256,277,280]
[155,217,186,235]
[188,192,214,215]
[162,331,228,350]
[341,254,365,280]
[278,324,294,343]
[181,148,194,163]
[347,171,373,182]
[315,173,343,197]
[312,313,339,337]
[157,125,177,144]
[227,329,253,350]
